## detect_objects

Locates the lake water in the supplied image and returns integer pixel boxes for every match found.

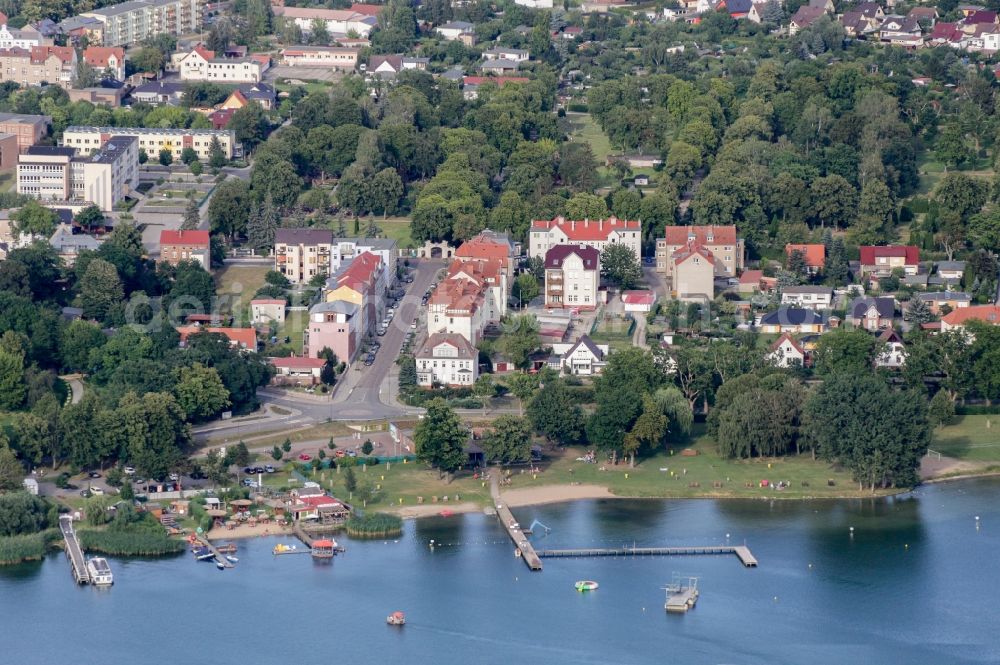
[3,479,999,665]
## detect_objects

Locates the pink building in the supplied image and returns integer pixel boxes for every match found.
[304,300,360,361]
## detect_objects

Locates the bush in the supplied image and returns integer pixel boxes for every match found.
[78,529,185,556]
[929,391,956,426]
[0,529,60,565]
[568,103,588,113]
[346,512,402,538]
[955,404,1000,416]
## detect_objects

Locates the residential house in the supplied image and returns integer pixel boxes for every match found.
[455,229,516,277]
[809,0,834,11]
[768,333,806,368]
[176,326,257,350]
[858,245,921,276]
[77,0,200,46]
[57,16,104,46]
[367,54,429,78]
[757,308,826,334]
[940,305,1000,332]
[719,0,754,19]
[271,6,377,37]
[482,47,529,62]
[0,112,50,151]
[250,298,286,325]
[479,58,520,75]
[530,216,642,261]
[427,278,488,344]
[329,237,397,284]
[0,45,76,88]
[875,328,906,368]
[737,269,765,294]
[280,45,359,70]
[878,15,923,47]
[622,290,656,312]
[908,6,938,26]
[936,260,965,281]
[609,153,663,169]
[789,6,826,34]
[671,242,717,302]
[274,228,334,284]
[847,296,895,331]
[68,86,127,107]
[82,46,124,80]
[560,26,583,39]
[550,335,608,375]
[514,0,553,7]
[445,257,507,321]
[781,286,834,310]
[544,244,600,310]
[63,126,237,160]
[17,136,138,212]
[436,21,475,40]
[159,229,210,269]
[415,332,479,387]
[915,291,971,315]
[460,75,529,100]
[0,21,49,49]
[131,79,186,105]
[304,300,360,361]
[270,356,327,386]
[747,2,768,23]
[580,0,627,10]
[176,46,267,83]
[785,243,825,273]
[656,225,744,278]
[48,224,103,265]
[216,82,276,111]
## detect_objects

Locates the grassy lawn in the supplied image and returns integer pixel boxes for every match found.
[915,155,994,196]
[214,264,271,318]
[0,171,15,192]
[932,415,1000,463]
[274,79,336,96]
[565,112,613,163]
[508,430,876,499]
[277,309,308,353]
[376,218,415,248]
[214,421,354,449]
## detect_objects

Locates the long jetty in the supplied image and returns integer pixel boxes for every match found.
[192,533,234,568]
[59,515,90,584]
[537,545,758,567]
[490,476,542,571]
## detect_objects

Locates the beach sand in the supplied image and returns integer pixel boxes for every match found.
[500,484,615,507]
[393,502,482,519]
[207,522,292,540]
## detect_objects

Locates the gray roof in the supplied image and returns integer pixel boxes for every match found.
[759,308,825,326]
[916,291,971,302]
[562,334,604,361]
[483,48,528,57]
[86,136,136,163]
[849,297,895,319]
[416,332,476,359]
[440,68,464,81]
[84,0,179,18]
[133,80,186,96]
[782,286,833,295]
[49,225,103,251]
[332,237,397,250]
[26,145,75,156]
[480,58,519,70]
[440,21,474,30]
[274,228,333,245]
[936,261,966,271]
[0,112,50,125]
[309,300,358,316]
[66,125,232,138]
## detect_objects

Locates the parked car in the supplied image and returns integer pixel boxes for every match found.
[298,453,312,461]
[91,486,104,495]
[243,467,254,475]
[377,328,386,336]
[411,320,417,329]
[364,355,375,366]
[242,478,258,488]
[123,466,136,475]
[79,489,91,498]
[264,465,275,473]
[168,473,179,481]
[88,471,101,479]
[405,276,413,283]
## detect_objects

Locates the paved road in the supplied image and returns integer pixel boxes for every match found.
[60,375,84,405]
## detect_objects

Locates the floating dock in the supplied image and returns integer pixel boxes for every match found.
[191,534,234,568]
[537,545,758,567]
[59,515,90,584]
[490,476,542,571]
[664,576,699,613]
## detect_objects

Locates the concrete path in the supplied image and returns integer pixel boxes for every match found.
[59,374,85,405]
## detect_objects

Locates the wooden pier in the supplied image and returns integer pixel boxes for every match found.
[490,476,542,571]
[59,515,90,584]
[664,576,700,613]
[537,545,758,567]
[192,533,234,568]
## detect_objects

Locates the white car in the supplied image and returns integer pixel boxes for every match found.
[91,486,104,495]
[168,473,179,481]
[123,466,136,475]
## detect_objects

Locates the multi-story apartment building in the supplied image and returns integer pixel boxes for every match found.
[176,45,267,83]
[445,257,507,321]
[329,237,397,284]
[79,0,202,47]
[274,228,333,284]
[455,229,516,277]
[0,22,50,49]
[529,216,642,261]
[544,244,599,310]
[279,45,359,70]
[159,229,210,269]
[17,135,138,212]
[858,245,921,277]
[0,112,50,151]
[63,126,236,160]
[656,225,745,278]
[427,278,487,345]
[324,251,385,335]
[270,6,376,37]
[0,46,76,88]
[304,300,360,361]
[416,333,479,387]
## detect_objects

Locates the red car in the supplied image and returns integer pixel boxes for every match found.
[298,453,312,461]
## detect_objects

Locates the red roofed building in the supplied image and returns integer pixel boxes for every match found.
[269,355,327,385]
[940,305,1000,332]
[622,289,656,312]
[324,250,386,335]
[446,257,508,320]
[671,242,717,302]
[208,107,236,129]
[159,230,210,270]
[428,277,488,344]
[858,245,921,276]
[455,229,515,276]
[177,326,258,350]
[785,243,826,273]
[529,216,641,261]
[82,46,124,80]
[349,3,383,16]
[656,225,744,279]
[768,333,806,368]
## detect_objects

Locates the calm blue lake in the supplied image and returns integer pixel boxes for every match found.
[3,479,999,665]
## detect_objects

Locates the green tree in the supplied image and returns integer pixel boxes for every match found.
[370,168,404,218]
[209,178,252,239]
[61,319,106,372]
[564,192,609,220]
[935,123,968,169]
[934,173,989,221]
[74,205,105,232]
[398,355,417,389]
[208,136,227,168]
[281,438,292,452]
[414,399,468,478]
[812,328,880,376]
[344,464,357,493]
[173,363,231,422]
[527,379,584,445]
[180,147,199,165]
[0,445,24,492]
[482,415,532,464]
[246,194,279,252]
[587,347,662,461]
[506,371,539,416]
[158,148,173,166]
[928,389,955,427]
[652,385,693,441]
[500,315,540,370]
[600,244,642,290]
[181,198,201,231]
[904,297,934,325]
[622,394,667,466]
[11,201,58,237]
[78,258,123,322]
[271,445,282,461]
[131,47,165,74]
[250,151,302,208]
[361,439,374,456]
[810,175,856,229]
[230,102,270,152]
[512,274,539,308]
[116,391,191,480]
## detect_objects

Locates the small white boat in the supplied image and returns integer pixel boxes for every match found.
[87,557,113,586]
[575,580,599,591]
[387,611,405,626]
[225,555,239,563]
[215,560,225,570]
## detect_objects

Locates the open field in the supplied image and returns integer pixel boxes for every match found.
[376,218,415,248]
[932,415,1000,463]
[565,112,613,163]
[915,155,994,195]
[214,264,270,317]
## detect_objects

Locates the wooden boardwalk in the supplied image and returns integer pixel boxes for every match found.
[59,515,90,584]
[537,545,758,567]
[192,533,234,568]
[490,476,542,571]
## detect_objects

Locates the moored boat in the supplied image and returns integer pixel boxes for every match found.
[386,611,405,626]
[225,555,239,563]
[193,546,215,561]
[87,557,113,586]
[575,580,599,591]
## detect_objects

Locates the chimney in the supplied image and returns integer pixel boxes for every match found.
[571,219,576,230]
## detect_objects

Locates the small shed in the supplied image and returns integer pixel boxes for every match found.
[204,497,222,510]
[170,499,190,515]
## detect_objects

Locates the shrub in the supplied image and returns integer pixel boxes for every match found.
[0,529,60,565]
[345,512,402,538]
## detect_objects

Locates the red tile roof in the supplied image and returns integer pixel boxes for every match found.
[769,332,805,355]
[334,251,381,291]
[32,45,74,64]
[531,216,640,241]
[82,46,123,69]
[349,2,383,15]
[672,241,715,265]
[739,269,764,284]
[270,356,327,369]
[859,245,919,266]
[447,257,503,286]
[192,45,215,60]
[785,243,825,268]
[177,326,257,348]
[455,233,511,263]
[662,225,737,245]
[622,290,656,305]
[941,305,1000,327]
[462,76,530,87]
[160,229,210,246]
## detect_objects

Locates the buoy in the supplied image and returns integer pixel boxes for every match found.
[808,563,813,569]
[904,543,909,549]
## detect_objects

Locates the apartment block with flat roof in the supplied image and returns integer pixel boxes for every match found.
[17,136,138,212]
[79,0,202,47]
[63,126,236,160]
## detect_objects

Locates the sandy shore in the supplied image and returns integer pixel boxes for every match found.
[206,523,292,540]
[500,484,615,507]
[392,502,481,519]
